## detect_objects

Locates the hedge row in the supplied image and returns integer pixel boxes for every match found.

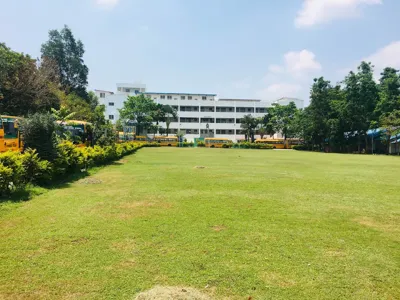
[0,141,160,196]
[193,141,274,149]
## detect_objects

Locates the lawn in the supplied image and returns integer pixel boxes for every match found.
[0,148,399,299]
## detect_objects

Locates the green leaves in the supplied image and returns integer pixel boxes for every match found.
[119,94,158,135]
[41,25,89,99]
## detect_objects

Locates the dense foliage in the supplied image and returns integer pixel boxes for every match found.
[41,25,89,99]
[0,142,159,196]
[20,113,58,161]
[119,95,178,136]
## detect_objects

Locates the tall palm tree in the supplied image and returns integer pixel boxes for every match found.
[163,105,178,137]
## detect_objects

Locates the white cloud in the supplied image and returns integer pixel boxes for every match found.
[256,49,321,101]
[267,50,321,78]
[295,0,382,28]
[339,41,400,80]
[95,0,119,9]
[284,50,322,75]
[364,41,400,72]
[268,65,285,74]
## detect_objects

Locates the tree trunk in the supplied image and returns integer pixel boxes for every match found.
[357,134,361,154]
[387,135,390,155]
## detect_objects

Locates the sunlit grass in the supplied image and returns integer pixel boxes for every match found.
[0,148,399,299]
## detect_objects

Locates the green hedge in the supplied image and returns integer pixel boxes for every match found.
[232,142,274,149]
[0,141,159,196]
[176,142,194,147]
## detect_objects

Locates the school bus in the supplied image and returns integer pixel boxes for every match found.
[0,116,23,152]
[133,135,148,143]
[57,120,93,147]
[255,138,286,149]
[205,138,232,148]
[154,136,178,146]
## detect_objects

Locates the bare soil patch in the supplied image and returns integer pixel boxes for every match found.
[211,225,227,232]
[134,286,212,300]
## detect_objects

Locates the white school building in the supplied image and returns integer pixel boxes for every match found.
[95,83,304,142]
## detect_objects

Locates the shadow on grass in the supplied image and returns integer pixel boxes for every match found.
[0,170,95,204]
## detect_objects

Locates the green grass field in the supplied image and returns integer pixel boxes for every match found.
[0,148,399,299]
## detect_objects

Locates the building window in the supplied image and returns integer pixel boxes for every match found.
[181,96,186,100]
[100,93,105,98]
[167,95,172,99]
[118,88,122,92]
[202,96,207,100]
[161,95,165,99]
[108,102,114,106]
[134,90,139,94]
[109,115,114,120]
[188,96,192,100]
[125,88,131,93]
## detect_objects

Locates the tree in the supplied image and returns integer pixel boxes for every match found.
[149,124,159,138]
[20,113,58,161]
[41,25,89,99]
[119,94,156,135]
[344,62,379,153]
[163,105,178,136]
[87,91,99,111]
[271,102,298,141]
[0,44,60,116]
[240,114,258,142]
[258,125,267,139]
[375,67,400,116]
[380,110,400,154]
[115,119,123,132]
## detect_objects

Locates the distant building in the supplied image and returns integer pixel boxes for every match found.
[95,83,304,142]
[273,97,304,108]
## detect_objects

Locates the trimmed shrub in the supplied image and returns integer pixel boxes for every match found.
[0,141,152,196]
[20,113,58,161]
[21,149,52,184]
[197,141,205,147]
[0,151,25,189]
[292,144,308,151]
[0,163,14,196]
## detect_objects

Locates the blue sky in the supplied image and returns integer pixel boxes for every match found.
[1,0,399,104]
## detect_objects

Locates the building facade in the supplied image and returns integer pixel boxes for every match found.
[95,83,304,142]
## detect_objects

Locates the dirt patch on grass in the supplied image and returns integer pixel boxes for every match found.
[260,272,296,288]
[119,201,172,209]
[134,286,212,300]
[111,239,136,252]
[211,225,227,232]
[325,249,347,257]
[354,217,399,233]
[78,178,103,185]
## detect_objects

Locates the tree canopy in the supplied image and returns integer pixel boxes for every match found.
[41,25,89,100]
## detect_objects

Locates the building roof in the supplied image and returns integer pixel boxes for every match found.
[94,89,114,94]
[218,98,261,102]
[275,97,303,101]
[145,92,217,96]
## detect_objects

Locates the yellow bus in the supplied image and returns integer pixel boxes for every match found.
[57,120,93,147]
[255,138,286,149]
[205,138,232,148]
[154,136,178,146]
[133,135,148,143]
[0,116,23,152]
